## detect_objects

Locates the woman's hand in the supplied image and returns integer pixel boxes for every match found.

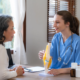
[38,50,45,60]
[16,66,24,76]
[48,69,61,75]
[9,67,17,71]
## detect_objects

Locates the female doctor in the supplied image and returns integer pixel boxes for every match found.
[0,15,24,80]
[38,10,80,75]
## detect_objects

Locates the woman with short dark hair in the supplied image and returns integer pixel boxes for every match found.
[0,15,24,79]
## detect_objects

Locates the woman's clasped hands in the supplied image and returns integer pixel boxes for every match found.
[10,66,25,76]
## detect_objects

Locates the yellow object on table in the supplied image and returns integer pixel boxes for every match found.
[43,43,52,73]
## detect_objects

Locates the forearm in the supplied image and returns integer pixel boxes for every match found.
[59,68,71,74]
[0,70,17,80]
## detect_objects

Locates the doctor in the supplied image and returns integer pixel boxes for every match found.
[38,10,80,75]
[0,15,24,80]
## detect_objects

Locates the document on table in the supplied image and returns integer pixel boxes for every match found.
[39,72,54,77]
[24,66,45,72]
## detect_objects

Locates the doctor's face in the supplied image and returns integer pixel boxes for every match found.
[53,14,68,33]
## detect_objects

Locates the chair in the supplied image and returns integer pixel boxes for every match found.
[6,49,14,68]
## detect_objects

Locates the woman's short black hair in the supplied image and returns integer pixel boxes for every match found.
[0,15,13,45]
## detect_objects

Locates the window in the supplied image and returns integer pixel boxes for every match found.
[0,0,26,50]
[0,0,11,15]
[47,0,75,42]
[0,0,14,49]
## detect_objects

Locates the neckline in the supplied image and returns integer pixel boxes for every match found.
[61,33,74,46]
[58,33,73,64]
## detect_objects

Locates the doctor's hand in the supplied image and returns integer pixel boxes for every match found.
[38,50,45,60]
[48,69,61,75]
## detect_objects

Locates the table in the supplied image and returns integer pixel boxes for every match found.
[8,66,80,80]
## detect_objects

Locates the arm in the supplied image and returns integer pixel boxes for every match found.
[59,68,71,74]
[0,46,17,80]
[75,40,80,64]
[48,68,71,75]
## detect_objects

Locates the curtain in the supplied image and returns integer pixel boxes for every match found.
[10,0,27,64]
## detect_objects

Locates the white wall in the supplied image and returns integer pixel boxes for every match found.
[26,0,47,66]
[26,0,80,66]
[76,0,80,35]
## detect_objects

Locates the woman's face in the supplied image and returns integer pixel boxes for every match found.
[53,14,69,33]
[3,20,15,42]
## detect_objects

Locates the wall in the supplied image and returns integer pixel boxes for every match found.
[26,0,80,66]
[76,0,80,35]
[26,0,47,66]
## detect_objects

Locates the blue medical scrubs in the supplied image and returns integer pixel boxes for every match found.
[50,32,80,69]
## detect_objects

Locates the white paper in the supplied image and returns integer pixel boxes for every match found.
[27,66,45,72]
[39,72,54,77]
[24,69,29,72]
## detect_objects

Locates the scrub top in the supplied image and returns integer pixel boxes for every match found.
[50,32,80,69]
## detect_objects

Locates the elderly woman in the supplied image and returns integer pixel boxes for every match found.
[0,15,24,80]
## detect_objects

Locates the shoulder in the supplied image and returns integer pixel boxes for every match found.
[73,34,80,42]
[0,44,5,49]
[72,34,80,48]
[0,44,6,54]
[52,32,61,42]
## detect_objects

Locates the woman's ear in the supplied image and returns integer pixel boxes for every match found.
[3,31,5,36]
[66,22,70,27]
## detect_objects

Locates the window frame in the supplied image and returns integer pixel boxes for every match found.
[23,13,26,51]
[47,0,76,42]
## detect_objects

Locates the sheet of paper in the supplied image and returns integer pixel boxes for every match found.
[39,72,54,77]
[24,69,29,72]
[27,66,45,72]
